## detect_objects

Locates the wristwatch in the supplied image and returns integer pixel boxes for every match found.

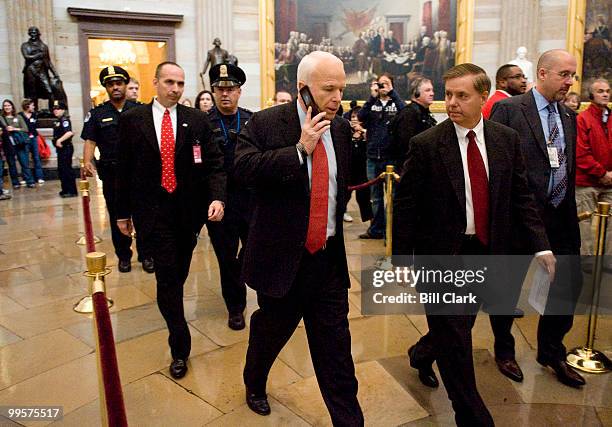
[296,141,308,160]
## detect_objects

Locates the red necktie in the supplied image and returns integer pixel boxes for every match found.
[161,109,177,193]
[467,130,489,245]
[380,36,385,52]
[305,140,328,254]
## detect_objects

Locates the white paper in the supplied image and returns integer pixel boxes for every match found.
[528,263,551,315]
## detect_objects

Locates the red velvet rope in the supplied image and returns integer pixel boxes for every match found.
[92,292,128,427]
[348,175,384,192]
[79,164,128,426]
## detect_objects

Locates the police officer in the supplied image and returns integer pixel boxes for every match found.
[52,100,77,197]
[207,63,252,330]
[82,65,154,274]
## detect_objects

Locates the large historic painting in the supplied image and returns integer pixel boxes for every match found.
[272,0,458,102]
[581,0,610,100]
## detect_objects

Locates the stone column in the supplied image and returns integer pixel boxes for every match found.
[499,0,539,65]
[6,0,56,103]
[196,0,234,90]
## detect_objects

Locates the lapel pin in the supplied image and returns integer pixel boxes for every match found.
[182,123,188,127]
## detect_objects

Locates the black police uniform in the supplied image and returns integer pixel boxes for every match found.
[52,112,77,196]
[207,105,252,315]
[81,99,143,262]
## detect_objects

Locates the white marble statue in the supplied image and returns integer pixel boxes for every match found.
[509,46,534,83]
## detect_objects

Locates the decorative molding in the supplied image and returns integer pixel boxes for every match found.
[566,0,587,95]
[67,8,183,24]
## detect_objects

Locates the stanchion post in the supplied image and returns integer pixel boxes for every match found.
[76,159,102,246]
[567,201,612,373]
[74,251,113,313]
[384,165,395,259]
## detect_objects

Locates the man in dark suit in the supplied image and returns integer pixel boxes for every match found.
[235,51,364,425]
[489,49,585,388]
[116,62,226,380]
[394,63,555,427]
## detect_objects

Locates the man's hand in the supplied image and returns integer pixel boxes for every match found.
[56,141,62,148]
[84,161,96,177]
[599,171,612,186]
[299,107,330,155]
[208,200,224,222]
[6,126,15,132]
[117,219,133,236]
[536,252,556,283]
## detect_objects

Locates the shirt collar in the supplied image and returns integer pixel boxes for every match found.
[153,98,177,114]
[532,87,557,113]
[453,115,484,142]
[496,89,511,97]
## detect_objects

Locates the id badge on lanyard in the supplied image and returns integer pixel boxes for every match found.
[547,127,560,169]
[193,140,202,164]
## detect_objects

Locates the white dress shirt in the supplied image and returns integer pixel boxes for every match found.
[453,117,488,236]
[296,103,338,239]
[453,116,552,257]
[152,98,177,148]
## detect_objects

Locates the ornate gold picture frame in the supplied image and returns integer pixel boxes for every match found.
[259,0,475,113]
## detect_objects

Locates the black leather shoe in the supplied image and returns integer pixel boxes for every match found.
[495,357,524,382]
[141,258,155,273]
[118,259,131,273]
[359,231,383,240]
[228,312,246,330]
[169,358,188,379]
[537,357,585,388]
[246,389,271,416]
[408,345,439,388]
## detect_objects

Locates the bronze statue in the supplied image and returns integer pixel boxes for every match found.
[21,26,67,111]
[200,38,238,87]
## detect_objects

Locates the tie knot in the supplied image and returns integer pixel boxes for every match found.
[164,109,170,116]
[467,130,476,142]
[546,103,556,114]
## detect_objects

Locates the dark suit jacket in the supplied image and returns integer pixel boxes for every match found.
[234,101,352,298]
[116,102,226,239]
[490,89,580,253]
[392,118,550,256]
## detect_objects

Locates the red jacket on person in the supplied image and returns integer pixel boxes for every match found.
[576,103,612,187]
[482,90,510,119]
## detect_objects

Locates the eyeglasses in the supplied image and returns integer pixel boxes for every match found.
[547,70,578,81]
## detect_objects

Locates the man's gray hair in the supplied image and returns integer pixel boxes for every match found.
[296,51,343,85]
[589,78,610,94]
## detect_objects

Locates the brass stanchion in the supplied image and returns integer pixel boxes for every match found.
[566,202,612,373]
[73,252,113,313]
[376,165,400,270]
[76,160,102,246]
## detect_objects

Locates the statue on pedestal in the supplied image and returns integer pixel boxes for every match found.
[200,38,238,88]
[509,46,534,84]
[21,26,67,112]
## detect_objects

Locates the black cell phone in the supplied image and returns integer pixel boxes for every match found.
[376,82,384,89]
[299,85,321,116]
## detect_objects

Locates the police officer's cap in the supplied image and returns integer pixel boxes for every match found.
[52,100,67,110]
[209,63,246,88]
[99,65,130,86]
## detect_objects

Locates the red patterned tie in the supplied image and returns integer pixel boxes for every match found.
[305,140,328,254]
[160,109,177,193]
[467,130,489,245]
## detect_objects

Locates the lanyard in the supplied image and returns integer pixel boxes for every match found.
[219,110,240,143]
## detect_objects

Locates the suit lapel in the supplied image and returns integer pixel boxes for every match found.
[175,104,187,155]
[140,103,160,155]
[558,103,575,167]
[283,102,309,192]
[437,120,466,217]
[483,121,502,219]
[521,91,548,157]
[330,117,345,195]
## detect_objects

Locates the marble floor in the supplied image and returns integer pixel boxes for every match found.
[0,180,610,427]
